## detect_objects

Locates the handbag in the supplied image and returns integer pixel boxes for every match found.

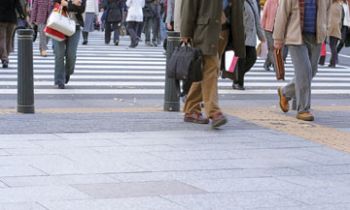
[167,42,203,96]
[221,50,239,81]
[46,6,76,36]
[44,26,66,42]
[274,48,285,80]
[167,42,203,82]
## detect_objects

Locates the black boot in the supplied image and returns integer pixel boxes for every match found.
[318,56,325,66]
[82,32,88,45]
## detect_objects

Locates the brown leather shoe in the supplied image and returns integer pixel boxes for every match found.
[278,87,289,113]
[184,112,209,124]
[211,112,227,128]
[296,112,314,121]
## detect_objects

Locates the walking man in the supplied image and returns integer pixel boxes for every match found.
[181,0,227,128]
[274,0,331,121]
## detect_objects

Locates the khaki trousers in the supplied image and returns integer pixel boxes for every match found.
[183,55,221,118]
[0,23,16,62]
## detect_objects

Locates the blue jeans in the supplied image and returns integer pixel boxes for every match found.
[53,28,80,85]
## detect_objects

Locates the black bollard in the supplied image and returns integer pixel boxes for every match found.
[163,31,181,111]
[17,29,34,114]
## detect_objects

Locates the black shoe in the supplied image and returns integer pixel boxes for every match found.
[58,83,65,89]
[328,64,336,68]
[114,41,119,46]
[65,74,70,84]
[129,42,138,48]
[318,56,325,66]
[2,61,8,68]
[152,41,158,47]
[232,83,245,90]
[82,40,88,45]
[263,64,271,71]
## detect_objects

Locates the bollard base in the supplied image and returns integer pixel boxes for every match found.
[17,105,35,114]
[164,102,180,112]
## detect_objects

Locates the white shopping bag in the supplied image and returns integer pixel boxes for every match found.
[47,7,76,36]
[225,50,239,73]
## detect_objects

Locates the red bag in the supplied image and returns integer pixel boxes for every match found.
[320,42,326,57]
[44,26,65,42]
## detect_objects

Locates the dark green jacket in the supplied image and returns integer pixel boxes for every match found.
[180,0,222,55]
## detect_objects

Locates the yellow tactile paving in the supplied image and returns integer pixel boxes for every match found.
[0,107,162,114]
[313,105,350,112]
[224,107,350,153]
[38,107,162,114]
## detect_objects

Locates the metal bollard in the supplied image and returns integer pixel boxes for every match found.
[163,31,181,111]
[17,29,34,114]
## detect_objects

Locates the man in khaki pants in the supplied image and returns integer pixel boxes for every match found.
[180,0,227,128]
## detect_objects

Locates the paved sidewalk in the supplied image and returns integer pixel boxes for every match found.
[1,103,350,210]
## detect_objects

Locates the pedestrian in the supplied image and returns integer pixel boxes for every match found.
[261,0,279,71]
[53,0,86,89]
[336,0,350,54]
[31,0,51,57]
[165,0,174,31]
[218,0,246,81]
[233,0,265,90]
[274,0,331,121]
[181,0,227,128]
[328,0,344,68]
[0,0,26,68]
[144,0,160,46]
[82,0,99,45]
[125,0,145,48]
[103,0,124,45]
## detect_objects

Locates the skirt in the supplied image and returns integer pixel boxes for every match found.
[83,13,96,33]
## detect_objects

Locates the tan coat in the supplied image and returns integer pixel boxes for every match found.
[328,2,343,39]
[273,0,331,45]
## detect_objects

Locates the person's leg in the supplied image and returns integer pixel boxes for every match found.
[237,46,256,87]
[329,36,338,67]
[127,21,138,47]
[137,21,144,39]
[305,34,321,109]
[201,55,222,118]
[183,82,202,114]
[104,22,112,44]
[38,24,48,54]
[337,26,347,53]
[0,23,8,64]
[112,22,120,45]
[287,44,313,113]
[144,18,152,44]
[282,46,288,61]
[5,23,16,55]
[65,29,81,81]
[264,30,274,71]
[53,39,66,86]
[82,31,88,45]
[152,16,160,46]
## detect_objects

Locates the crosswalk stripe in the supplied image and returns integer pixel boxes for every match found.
[0,89,349,95]
[1,32,349,96]
[2,75,350,82]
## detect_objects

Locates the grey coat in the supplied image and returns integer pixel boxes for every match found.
[243,0,265,47]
